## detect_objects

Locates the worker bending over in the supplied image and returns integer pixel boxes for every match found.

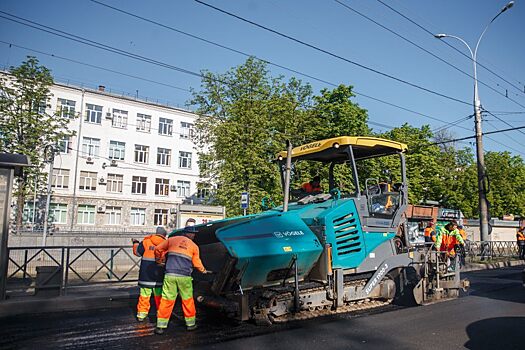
[435,221,465,270]
[154,226,210,335]
[132,226,167,322]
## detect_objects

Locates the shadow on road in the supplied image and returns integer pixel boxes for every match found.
[464,317,525,350]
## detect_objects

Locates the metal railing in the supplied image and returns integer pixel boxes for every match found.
[464,241,519,260]
[6,245,140,297]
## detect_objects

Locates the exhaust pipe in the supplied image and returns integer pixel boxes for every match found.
[283,140,292,212]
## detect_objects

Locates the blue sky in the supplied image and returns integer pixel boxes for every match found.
[1,0,524,155]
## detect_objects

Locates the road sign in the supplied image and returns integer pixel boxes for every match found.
[240,192,249,210]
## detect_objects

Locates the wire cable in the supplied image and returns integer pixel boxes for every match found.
[375,0,525,97]
[334,0,525,110]
[193,0,471,106]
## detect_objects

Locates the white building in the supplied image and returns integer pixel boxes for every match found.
[23,82,211,232]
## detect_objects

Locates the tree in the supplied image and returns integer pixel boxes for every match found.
[191,58,314,216]
[0,56,75,228]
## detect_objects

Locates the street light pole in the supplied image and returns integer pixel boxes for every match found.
[435,1,514,244]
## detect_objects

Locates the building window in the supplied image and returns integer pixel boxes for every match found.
[52,168,69,189]
[136,113,151,133]
[109,141,125,161]
[82,137,100,157]
[155,178,170,196]
[158,117,173,136]
[197,185,213,199]
[157,148,171,166]
[154,209,169,226]
[132,176,147,194]
[23,202,36,223]
[58,136,72,154]
[77,205,95,225]
[176,180,191,198]
[134,145,149,164]
[105,206,122,225]
[112,109,128,128]
[130,208,146,226]
[57,98,76,118]
[49,203,68,224]
[179,151,192,169]
[79,171,97,191]
[85,104,102,124]
[107,173,123,193]
[180,121,194,139]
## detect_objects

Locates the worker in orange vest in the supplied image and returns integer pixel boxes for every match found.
[517,226,525,260]
[435,221,465,271]
[154,226,210,335]
[301,175,322,193]
[423,221,436,244]
[132,226,167,322]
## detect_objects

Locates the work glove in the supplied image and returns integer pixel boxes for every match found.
[203,270,214,274]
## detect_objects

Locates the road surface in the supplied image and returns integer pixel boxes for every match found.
[0,266,524,350]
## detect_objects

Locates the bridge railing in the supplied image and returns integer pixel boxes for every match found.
[6,245,140,297]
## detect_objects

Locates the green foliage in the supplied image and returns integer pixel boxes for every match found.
[192,57,525,220]
[0,56,76,226]
[191,58,314,215]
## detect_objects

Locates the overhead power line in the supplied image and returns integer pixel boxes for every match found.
[334,0,525,111]
[0,13,465,131]
[375,0,525,97]
[0,40,190,93]
[429,124,525,146]
[193,0,471,106]
[88,0,470,129]
[483,108,525,137]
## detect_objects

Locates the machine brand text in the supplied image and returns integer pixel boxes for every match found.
[299,142,321,151]
[365,263,389,295]
[273,230,305,238]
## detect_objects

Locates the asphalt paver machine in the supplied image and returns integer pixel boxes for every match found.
[180,136,468,323]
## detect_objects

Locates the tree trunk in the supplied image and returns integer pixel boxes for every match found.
[15,177,26,231]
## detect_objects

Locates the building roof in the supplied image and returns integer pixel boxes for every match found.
[276,136,407,162]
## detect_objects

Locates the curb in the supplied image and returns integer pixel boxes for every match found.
[461,260,525,272]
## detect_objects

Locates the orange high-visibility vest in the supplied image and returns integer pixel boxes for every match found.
[302,182,321,193]
[517,230,525,241]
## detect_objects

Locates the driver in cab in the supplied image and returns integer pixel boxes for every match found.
[301,175,322,193]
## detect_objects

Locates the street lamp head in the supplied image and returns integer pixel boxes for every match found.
[434,33,447,39]
[501,1,514,13]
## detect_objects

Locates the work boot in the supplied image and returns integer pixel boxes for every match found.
[136,317,146,323]
[187,324,197,331]
[154,327,165,335]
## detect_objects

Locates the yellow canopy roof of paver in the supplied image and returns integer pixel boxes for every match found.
[276,136,407,162]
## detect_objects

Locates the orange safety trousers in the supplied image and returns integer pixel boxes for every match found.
[137,287,162,320]
[157,275,196,329]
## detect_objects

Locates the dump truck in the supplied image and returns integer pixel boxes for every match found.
[173,136,468,324]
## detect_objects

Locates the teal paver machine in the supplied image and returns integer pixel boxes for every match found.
[178,136,468,324]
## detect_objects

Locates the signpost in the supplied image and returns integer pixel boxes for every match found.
[240,192,249,216]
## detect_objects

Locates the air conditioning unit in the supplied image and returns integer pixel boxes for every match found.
[170,185,177,192]
[97,205,106,213]
[86,156,94,164]
[105,112,113,119]
[169,208,177,214]
[110,159,118,167]
[98,177,106,185]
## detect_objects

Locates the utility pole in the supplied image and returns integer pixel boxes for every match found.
[435,1,514,247]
